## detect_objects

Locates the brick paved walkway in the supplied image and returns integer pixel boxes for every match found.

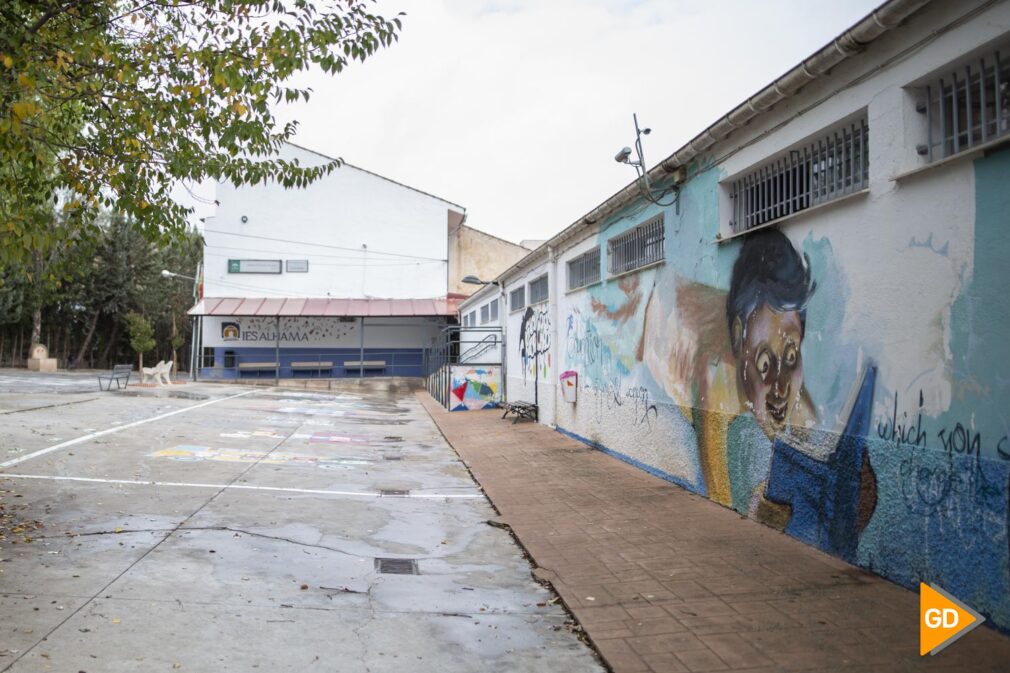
[418,394,1010,673]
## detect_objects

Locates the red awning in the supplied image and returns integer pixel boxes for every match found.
[188,296,461,317]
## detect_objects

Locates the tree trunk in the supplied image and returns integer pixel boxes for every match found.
[138,351,143,372]
[171,312,178,378]
[99,320,121,367]
[30,308,41,346]
[75,311,101,367]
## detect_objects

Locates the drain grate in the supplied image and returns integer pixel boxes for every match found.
[382,455,403,461]
[374,558,419,575]
[383,436,403,442]
[379,489,409,496]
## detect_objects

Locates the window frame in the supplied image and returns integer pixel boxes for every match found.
[527,274,549,305]
[567,247,601,291]
[607,215,665,277]
[727,116,869,234]
[917,45,1010,163]
[509,286,526,313]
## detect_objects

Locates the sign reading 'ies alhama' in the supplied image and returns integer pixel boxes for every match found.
[228,259,282,274]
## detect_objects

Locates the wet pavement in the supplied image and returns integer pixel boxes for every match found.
[0,372,603,672]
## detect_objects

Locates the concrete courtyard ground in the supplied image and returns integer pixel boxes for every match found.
[0,370,603,672]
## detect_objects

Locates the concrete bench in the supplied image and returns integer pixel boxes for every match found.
[238,361,278,371]
[142,360,174,385]
[502,400,538,424]
[343,360,386,370]
[290,361,334,374]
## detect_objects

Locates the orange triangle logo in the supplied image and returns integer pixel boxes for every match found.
[920,582,985,655]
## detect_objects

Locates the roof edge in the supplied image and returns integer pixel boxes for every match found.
[492,0,933,285]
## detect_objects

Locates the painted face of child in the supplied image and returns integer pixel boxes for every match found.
[738,303,805,438]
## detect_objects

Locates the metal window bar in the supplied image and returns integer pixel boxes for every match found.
[729,118,868,233]
[567,247,601,290]
[528,275,549,304]
[509,287,525,311]
[920,48,1010,161]
[607,216,665,276]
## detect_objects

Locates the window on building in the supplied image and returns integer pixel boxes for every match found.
[918,47,1010,162]
[567,247,601,291]
[480,304,490,324]
[509,287,525,312]
[201,347,215,368]
[489,298,499,322]
[729,117,869,234]
[608,215,665,276]
[528,274,549,304]
[465,310,476,327]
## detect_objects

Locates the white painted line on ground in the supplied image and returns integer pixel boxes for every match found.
[0,473,485,499]
[0,390,259,470]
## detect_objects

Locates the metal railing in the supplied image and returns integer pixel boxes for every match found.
[608,214,665,275]
[729,117,869,233]
[567,247,601,290]
[424,325,503,408]
[919,47,1010,162]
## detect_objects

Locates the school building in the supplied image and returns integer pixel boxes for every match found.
[188,142,529,379]
[454,0,1010,634]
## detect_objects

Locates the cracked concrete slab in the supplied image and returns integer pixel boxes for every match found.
[0,374,603,672]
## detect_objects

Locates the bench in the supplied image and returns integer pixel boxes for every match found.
[98,364,133,391]
[142,360,174,385]
[237,361,278,377]
[291,361,334,376]
[343,360,386,371]
[501,400,538,424]
[291,361,334,370]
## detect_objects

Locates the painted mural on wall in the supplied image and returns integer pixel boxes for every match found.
[519,305,551,381]
[449,366,501,411]
[557,151,1010,631]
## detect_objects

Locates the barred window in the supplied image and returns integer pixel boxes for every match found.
[567,247,601,291]
[528,274,549,304]
[509,287,525,312]
[918,47,1010,162]
[608,215,664,276]
[729,118,868,234]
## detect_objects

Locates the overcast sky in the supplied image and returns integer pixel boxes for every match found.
[190,0,883,244]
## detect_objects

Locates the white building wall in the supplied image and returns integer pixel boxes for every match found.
[503,260,555,422]
[494,0,1010,631]
[204,143,457,300]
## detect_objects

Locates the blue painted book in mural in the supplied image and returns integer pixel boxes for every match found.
[765,365,877,561]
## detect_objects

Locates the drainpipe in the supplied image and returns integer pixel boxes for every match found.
[548,245,560,428]
[499,282,507,404]
[275,316,280,385]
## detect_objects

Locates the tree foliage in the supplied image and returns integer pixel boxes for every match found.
[0,0,401,266]
[0,211,202,369]
[125,310,154,369]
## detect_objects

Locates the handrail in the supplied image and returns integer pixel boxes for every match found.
[458,333,498,362]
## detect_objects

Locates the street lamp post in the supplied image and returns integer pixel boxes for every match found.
[161,269,199,381]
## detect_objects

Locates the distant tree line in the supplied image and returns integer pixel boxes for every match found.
[0,211,201,371]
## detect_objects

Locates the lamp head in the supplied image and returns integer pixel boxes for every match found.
[614,146,632,163]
